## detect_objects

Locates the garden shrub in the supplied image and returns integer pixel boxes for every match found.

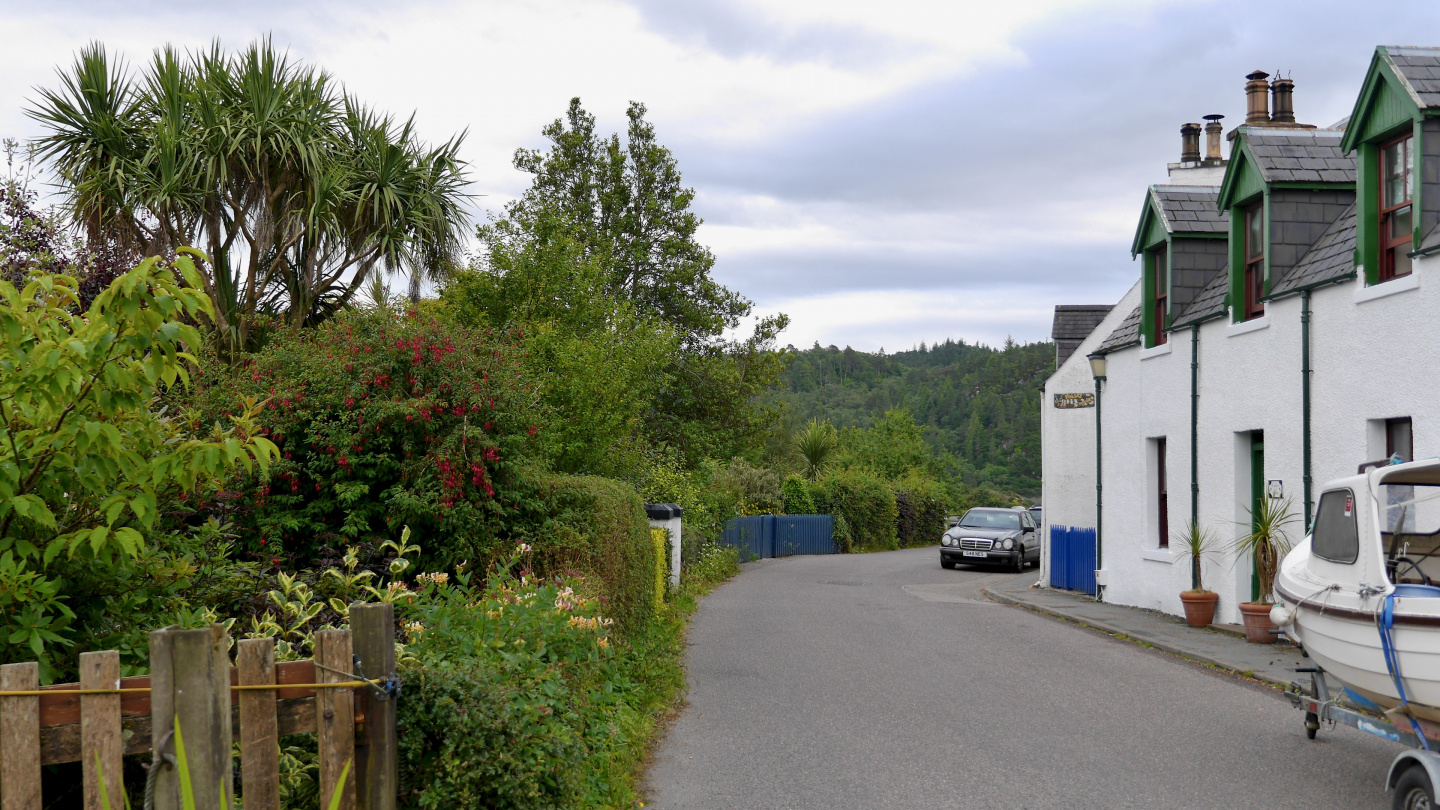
[712,457,781,515]
[831,513,854,554]
[895,475,948,547]
[531,474,656,633]
[824,470,897,550]
[781,474,816,514]
[650,528,667,608]
[807,480,831,515]
[190,308,544,569]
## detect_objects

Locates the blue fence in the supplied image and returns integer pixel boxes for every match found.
[722,515,836,560]
[1049,525,1097,595]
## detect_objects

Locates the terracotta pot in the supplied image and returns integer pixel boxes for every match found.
[1179,590,1219,628]
[1238,601,1278,644]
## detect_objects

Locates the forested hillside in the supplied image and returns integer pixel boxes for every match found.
[778,338,1054,495]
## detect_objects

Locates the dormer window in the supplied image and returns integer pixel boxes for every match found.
[1151,245,1168,346]
[1242,204,1265,320]
[1380,134,1413,281]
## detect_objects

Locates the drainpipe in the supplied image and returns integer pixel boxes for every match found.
[1302,289,1313,527]
[1095,371,1104,602]
[1190,324,1201,590]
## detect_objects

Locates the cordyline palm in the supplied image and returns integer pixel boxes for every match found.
[28,38,469,351]
[795,419,838,481]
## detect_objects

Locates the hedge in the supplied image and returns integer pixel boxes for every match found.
[782,475,816,514]
[824,471,897,550]
[895,476,948,547]
[531,474,656,633]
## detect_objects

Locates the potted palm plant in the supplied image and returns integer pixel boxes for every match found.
[1231,495,1299,643]
[1176,521,1220,627]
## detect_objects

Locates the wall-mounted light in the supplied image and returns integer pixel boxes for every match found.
[1088,352,1107,381]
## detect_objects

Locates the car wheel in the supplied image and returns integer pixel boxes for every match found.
[1013,548,1026,573]
[941,558,956,570]
[1393,764,1434,810]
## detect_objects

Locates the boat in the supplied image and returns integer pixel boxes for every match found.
[1272,457,1440,724]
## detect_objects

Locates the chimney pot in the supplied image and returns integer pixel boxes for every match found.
[1180,123,1202,162]
[1271,76,1295,124]
[1245,70,1271,124]
[1203,115,1225,159]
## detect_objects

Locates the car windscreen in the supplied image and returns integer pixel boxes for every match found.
[958,511,1020,530]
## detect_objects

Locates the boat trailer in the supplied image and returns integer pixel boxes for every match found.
[1289,667,1440,809]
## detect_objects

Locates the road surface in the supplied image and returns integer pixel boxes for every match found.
[645,547,1402,809]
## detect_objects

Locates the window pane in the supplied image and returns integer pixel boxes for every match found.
[1391,247,1413,278]
[1312,489,1358,564]
[1391,205,1412,239]
[1385,138,1412,206]
[1247,208,1263,259]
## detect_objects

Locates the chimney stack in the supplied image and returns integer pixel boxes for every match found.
[1203,115,1225,159]
[1271,76,1295,124]
[1180,123,1202,162]
[1245,70,1271,124]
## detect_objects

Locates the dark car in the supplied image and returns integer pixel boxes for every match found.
[939,507,1039,572]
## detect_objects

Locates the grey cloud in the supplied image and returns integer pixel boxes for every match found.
[624,0,928,69]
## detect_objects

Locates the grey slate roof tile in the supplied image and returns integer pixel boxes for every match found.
[1172,269,1229,327]
[1244,128,1355,184]
[1051,305,1114,341]
[1151,185,1227,235]
[1271,202,1357,295]
[1388,47,1440,108]
[1095,306,1141,353]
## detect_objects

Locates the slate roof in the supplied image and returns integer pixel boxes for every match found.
[1271,203,1358,295]
[1386,46,1440,109]
[1243,128,1355,185]
[1052,304,1114,368]
[1051,305,1114,341]
[1152,186,1228,235]
[1094,306,1141,354]
[1172,270,1230,327]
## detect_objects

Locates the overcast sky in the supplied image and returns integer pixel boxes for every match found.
[3,0,1436,351]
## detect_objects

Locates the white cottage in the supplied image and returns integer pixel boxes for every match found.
[1042,48,1440,625]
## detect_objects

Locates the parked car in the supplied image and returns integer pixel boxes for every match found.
[1027,505,1042,525]
[939,507,1039,572]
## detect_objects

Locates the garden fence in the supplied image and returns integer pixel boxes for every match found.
[0,603,398,810]
[722,515,835,560]
[1048,525,1098,595]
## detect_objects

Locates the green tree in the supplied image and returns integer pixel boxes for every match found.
[28,40,469,349]
[795,418,838,481]
[0,252,276,678]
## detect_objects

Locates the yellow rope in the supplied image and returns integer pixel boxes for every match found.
[0,681,375,697]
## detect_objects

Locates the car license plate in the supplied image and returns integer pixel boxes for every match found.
[961,550,986,558]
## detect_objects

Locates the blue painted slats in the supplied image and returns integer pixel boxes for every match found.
[721,515,836,559]
[1049,525,1097,596]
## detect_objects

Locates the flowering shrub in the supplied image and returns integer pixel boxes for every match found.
[396,544,638,809]
[192,308,545,567]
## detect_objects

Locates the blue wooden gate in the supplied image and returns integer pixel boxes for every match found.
[722,515,835,560]
[1048,525,1097,595]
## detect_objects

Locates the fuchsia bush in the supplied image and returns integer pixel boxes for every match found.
[194,308,547,567]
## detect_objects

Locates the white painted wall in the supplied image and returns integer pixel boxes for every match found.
[648,516,682,588]
[1087,257,1440,625]
[1040,281,1142,586]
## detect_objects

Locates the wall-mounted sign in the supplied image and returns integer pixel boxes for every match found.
[1267,479,1284,499]
[1053,392,1095,409]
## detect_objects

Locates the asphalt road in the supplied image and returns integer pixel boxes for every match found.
[645,547,1404,809]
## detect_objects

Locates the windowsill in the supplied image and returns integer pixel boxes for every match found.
[1355,271,1419,304]
[1139,342,1173,360]
[1227,315,1270,337]
[1142,549,1181,563]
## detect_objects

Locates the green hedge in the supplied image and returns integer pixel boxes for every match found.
[781,475,816,514]
[895,476,948,547]
[824,471,897,550]
[532,474,655,633]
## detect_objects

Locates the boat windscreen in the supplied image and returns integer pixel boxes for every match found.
[1380,482,1440,584]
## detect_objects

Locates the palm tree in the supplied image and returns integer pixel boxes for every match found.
[795,419,838,481]
[28,39,470,351]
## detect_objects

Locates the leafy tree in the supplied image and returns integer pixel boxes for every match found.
[795,418,838,481]
[482,98,747,347]
[781,475,816,515]
[0,253,276,679]
[28,39,469,350]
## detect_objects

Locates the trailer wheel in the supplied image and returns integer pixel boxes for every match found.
[1305,710,1319,740]
[1393,764,1434,810]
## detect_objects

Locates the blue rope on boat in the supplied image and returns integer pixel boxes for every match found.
[1381,593,1431,750]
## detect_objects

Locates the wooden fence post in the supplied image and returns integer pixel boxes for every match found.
[150,625,234,810]
[237,638,280,810]
[80,651,123,810]
[0,662,41,810]
[315,630,356,810]
[350,604,396,810]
